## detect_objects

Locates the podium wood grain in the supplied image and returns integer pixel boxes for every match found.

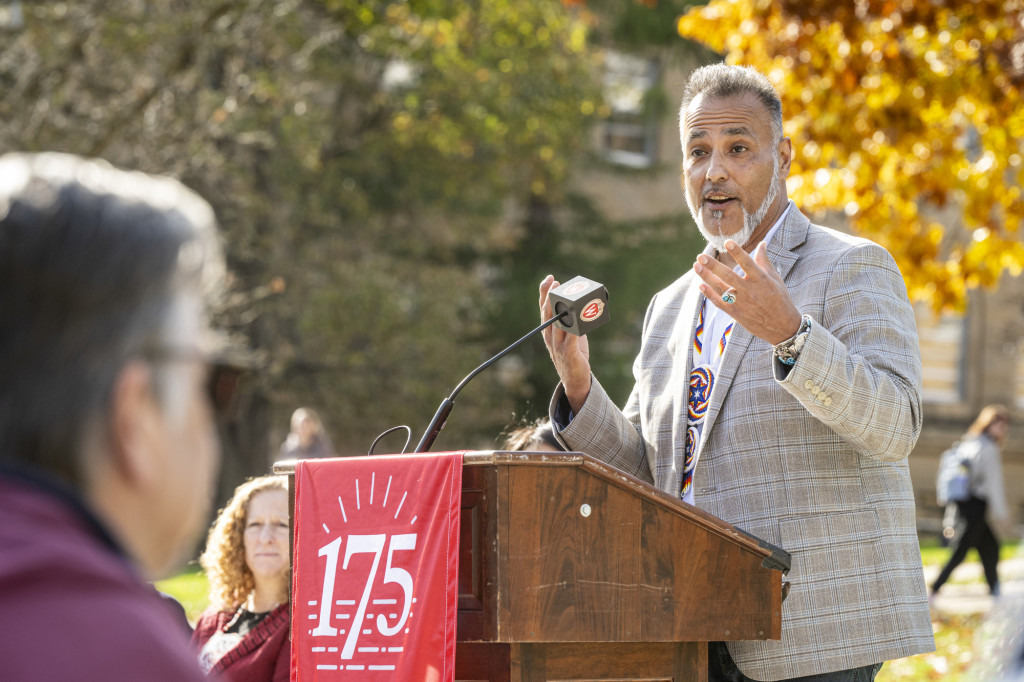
[454,451,784,682]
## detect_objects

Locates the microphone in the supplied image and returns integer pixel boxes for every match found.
[412,276,610,453]
[547,275,610,336]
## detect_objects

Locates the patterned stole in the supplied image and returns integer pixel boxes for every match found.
[683,298,733,502]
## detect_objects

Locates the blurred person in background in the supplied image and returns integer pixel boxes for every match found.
[931,404,1011,602]
[0,152,228,681]
[276,406,335,461]
[501,417,565,452]
[192,475,291,682]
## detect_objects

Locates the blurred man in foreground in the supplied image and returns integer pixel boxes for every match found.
[0,152,228,680]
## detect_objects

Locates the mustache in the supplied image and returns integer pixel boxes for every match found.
[701,186,737,201]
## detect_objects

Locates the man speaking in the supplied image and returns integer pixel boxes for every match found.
[539,64,934,681]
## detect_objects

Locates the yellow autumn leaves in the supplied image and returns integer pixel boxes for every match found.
[678,0,1024,310]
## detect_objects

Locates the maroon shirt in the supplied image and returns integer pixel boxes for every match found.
[192,604,290,682]
[0,465,207,682]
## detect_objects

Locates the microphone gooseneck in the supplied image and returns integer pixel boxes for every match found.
[412,311,569,454]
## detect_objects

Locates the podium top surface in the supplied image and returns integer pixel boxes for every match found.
[273,450,790,573]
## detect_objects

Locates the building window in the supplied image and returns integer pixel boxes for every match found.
[600,51,658,169]
[915,303,964,404]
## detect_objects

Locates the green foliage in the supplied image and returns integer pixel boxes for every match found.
[584,0,702,48]
[0,0,607,473]
[0,0,723,497]
[484,192,705,428]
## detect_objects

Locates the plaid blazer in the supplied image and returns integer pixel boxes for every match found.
[553,204,935,680]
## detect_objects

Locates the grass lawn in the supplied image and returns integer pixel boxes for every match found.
[878,610,985,682]
[157,539,1020,679]
[918,537,1021,568]
[155,563,209,625]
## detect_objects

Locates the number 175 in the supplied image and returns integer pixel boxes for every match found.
[312,533,417,659]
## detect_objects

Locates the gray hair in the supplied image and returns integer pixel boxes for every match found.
[0,152,225,486]
[679,63,784,143]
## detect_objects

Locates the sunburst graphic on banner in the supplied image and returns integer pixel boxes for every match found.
[330,472,420,528]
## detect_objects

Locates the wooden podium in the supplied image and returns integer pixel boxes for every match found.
[277,451,789,682]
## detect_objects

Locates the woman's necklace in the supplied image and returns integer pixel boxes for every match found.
[245,592,281,614]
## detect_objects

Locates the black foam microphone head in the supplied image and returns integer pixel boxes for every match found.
[548,276,610,337]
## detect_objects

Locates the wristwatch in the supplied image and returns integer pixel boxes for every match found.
[774,314,812,366]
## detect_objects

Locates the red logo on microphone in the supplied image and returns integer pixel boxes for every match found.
[581,299,605,322]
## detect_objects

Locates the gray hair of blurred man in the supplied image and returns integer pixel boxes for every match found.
[0,152,225,487]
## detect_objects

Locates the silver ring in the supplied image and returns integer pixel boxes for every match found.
[721,290,737,305]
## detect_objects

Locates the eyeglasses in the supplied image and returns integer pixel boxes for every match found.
[137,345,245,417]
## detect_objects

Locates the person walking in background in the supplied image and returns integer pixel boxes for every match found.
[931,404,1011,601]
[0,152,228,681]
[192,475,291,682]
[538,64,933,680]
[277,407,335,461]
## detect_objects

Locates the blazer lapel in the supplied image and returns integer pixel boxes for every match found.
[677,269,706,378]
[661,251,711,494]
[768,203,807,282]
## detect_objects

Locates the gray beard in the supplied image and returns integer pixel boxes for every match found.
[689,160,780,253]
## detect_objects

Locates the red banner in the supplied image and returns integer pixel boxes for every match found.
[291,453,463,681]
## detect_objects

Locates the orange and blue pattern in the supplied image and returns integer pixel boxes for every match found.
[683,298,733,501]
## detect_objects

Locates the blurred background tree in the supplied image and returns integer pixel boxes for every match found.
[0,0,599,490]
[677,0,1024,311]
[0,0,708,502]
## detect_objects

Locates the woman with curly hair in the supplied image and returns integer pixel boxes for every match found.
[191,475,290,681]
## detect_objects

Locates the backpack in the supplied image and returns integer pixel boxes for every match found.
[936,440,973,506]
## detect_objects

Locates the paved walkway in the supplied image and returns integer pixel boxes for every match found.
[924,554,1024,614]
